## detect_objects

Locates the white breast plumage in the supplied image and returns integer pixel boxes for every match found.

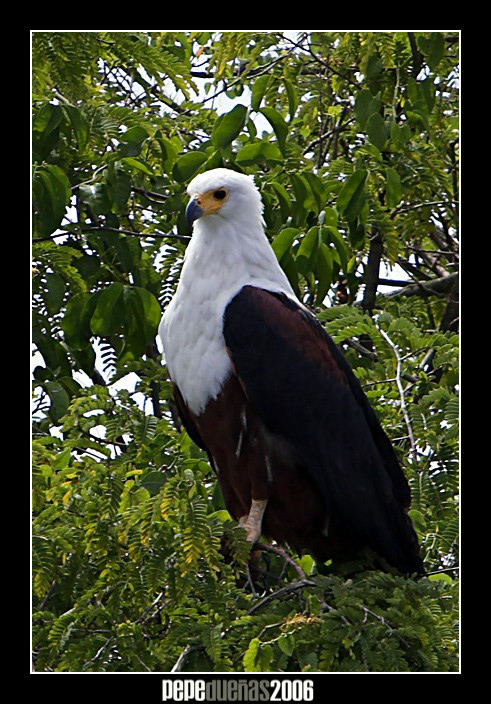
[159,182,297,415]
[159,253,234,415]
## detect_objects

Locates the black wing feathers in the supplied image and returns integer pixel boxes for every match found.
[223,286,423,574]
[172,383,208,451]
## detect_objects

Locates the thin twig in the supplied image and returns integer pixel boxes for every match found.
[82,637,114,670]
[303,118,355,155]
[33,226,191,244]
[253,543,308,580]
[392,200,458,217]
[321,600,351,626]
[360,606,410,648]
[362,378,397,388]
[171,645,200,672]
[135,592,167,624]
[425,566,459,577]
[377,327,417,461]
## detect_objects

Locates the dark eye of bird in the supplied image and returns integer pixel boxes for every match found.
[213,189,226,200]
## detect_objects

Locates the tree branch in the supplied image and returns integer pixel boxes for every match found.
[253,543,308,581]
[34,226,191,244]
[374,273,458,301]
[247,579,316,616]
[408,32,425,77]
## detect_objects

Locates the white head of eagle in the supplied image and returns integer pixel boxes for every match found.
[159,167,424,576]
[185,167,264,229]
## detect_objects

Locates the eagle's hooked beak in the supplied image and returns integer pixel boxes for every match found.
[186,197,204,229]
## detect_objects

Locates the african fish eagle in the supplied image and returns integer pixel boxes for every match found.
[159,167,424,575]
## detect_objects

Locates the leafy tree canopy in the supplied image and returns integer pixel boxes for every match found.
[32,31,459,673]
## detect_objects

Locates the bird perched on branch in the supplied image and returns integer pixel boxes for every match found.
[159,167,424,576]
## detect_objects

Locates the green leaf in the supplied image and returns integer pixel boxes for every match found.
[419,77,436,114]
[348,219,365,249]
[79,183,111,218]
[337,169,368,222]
[44,381,70,422]
[283,78,299,120]
[406,108,429,131]
[203,149,223,171]
[120,286,161,360]
[131,287,162,341]
[106,163,132,210]
[366,113,388,150]
[259,107,288,154]
[296,227,319,275]
[44,273,66,315]
[120,126,150,144]
[173,152,207,182]
[428,573,454,584]
[70,345,97,379]
[211,104,247,147]
[33,323,72,377]
[303,172,325,211]
[251,75,270,111]
[208,509,232,522]
[139,470,166,496]
[235,142,282,166]
[120,157,153,176]
[243,638,273,672]
[62,105,89,151]
[115,237,142,275]
[390,122,411,150]
[323,226,348,273]
[323,207,338,227]
[90,282,126,337]
[385,167,402,208]
[243,638,260,672]
[245,117,257,141]
[32,103,63,161]
[33,103,62,139]
[118,125,149,157]
[119,125,150,156]
[270,181,291,220]
[365,53,383,80]
[33,165,71,236]
[354,89,382,130]
[298,554,315,576]
[53,447,71,470]
[408,509,427,535]
[290,173,314,212]
[272,227,300,262]
[418,33,445,71]
[279,251,300,297]
[278,633,296,657]
[156,134,178,175]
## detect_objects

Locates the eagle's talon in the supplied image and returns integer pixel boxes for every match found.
[239,498,268,545]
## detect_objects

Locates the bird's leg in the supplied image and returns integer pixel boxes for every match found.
[239,498,268,544]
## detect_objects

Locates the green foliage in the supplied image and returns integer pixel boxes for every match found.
[32,31,459,672]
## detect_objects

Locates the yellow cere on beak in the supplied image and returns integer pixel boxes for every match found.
[186,188,228,229]
[195,190,226,216]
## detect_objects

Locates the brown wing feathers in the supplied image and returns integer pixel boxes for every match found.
[222,286,423,575]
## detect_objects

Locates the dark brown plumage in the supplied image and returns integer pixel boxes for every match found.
[172,286,424,575]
